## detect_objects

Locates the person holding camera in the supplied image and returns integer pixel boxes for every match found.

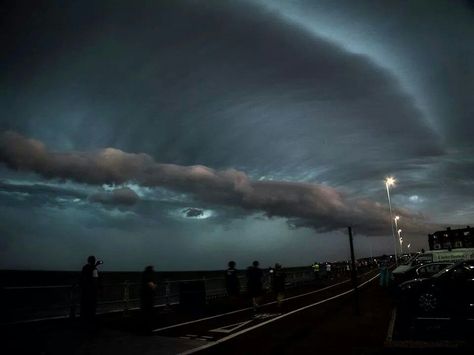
[80,255,102,326]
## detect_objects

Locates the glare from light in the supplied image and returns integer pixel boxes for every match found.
[385,177,396,187]
[384,175,398,265]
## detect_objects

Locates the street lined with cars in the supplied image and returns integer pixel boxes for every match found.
[397,260,474,318]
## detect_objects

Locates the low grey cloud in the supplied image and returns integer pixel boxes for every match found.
[0,131,436,236]
[89,187,139,206]
[0,180,85,199]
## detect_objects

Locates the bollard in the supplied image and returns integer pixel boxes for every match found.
[202,277,208,304]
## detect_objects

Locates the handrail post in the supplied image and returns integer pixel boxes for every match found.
[123,280,130,316]
[202,276,207,303]
[165,280,170,306]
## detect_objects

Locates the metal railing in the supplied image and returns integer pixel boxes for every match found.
[1,268,321,323]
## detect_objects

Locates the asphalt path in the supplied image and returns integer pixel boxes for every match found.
[152,270,380,352]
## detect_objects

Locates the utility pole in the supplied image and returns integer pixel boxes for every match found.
[348,226,360,315]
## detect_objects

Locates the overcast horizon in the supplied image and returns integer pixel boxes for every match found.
[1,0,473,271]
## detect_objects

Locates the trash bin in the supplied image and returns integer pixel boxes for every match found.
[179,280,206,312]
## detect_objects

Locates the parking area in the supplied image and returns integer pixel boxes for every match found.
[386,308,474,354]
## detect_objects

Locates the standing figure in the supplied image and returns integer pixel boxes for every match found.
[80,255,102,326]
[326,262,332,280]
[225,261,240,300]
[312,262,320,281]
[272,263,286,309]
[246,260,263,311]
[141,265,157,333]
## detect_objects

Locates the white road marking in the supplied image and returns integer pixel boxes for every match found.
[385,308,397,343]
[3,301,179,326]
[152,274,366,333]
[210,320,254,334]
[252,313,281,320]
[179,273,380,354]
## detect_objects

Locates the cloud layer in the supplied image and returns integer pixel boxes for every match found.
[0,0,471,270]
[0,131,433,236]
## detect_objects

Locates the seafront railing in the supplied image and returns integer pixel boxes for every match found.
[1,264,370,324]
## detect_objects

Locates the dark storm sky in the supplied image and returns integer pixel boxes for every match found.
[0,0,473,270]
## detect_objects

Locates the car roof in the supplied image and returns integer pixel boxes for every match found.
[414,261,453,269]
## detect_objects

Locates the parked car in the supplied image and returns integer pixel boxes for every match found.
[397,260,474,317]
[392,261,453,285]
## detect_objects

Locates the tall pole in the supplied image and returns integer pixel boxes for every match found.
[385,181,398,266]
[398,229,403,254]
[367,236,373,259]
[394,216,401,255]
[348,226,359,315]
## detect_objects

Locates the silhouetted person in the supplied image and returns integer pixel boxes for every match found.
[141,265,157,334]
[246,261,263,310]
[272,263,286,308]
[225,261,240,299]
[80,255,102,327]
[312,262,320,281]
[325,262,332,280]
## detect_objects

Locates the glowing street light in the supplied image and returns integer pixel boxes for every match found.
[394,215,400,228]
[394,216,400,252]
[398,229,403,254]
[394,216,401,253]
[385,177,398,265]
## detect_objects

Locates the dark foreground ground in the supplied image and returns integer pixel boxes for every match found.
[2,273,473,355]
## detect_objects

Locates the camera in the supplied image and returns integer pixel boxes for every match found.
[95,260,104,266]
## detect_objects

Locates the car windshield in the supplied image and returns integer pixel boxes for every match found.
[432,262,461,278]
[401,253,419,266]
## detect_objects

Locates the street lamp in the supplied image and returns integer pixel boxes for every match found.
[394,216,400,254]
[385,177,398,265]
[394,216,400,229]
[398,229,403,254]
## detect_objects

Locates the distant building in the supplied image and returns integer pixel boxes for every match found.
[428,226,474,250]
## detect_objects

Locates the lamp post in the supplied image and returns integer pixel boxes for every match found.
[385,177,398,266]
[394,216,400,254]
[398,229,403,254]
[394,216,400,232]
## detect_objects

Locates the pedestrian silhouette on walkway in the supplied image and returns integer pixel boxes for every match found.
[225,261,240,300]
[272,263,286,308]
[246,261,263,311]
[141,265,157,334]
[80,255,102,327]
